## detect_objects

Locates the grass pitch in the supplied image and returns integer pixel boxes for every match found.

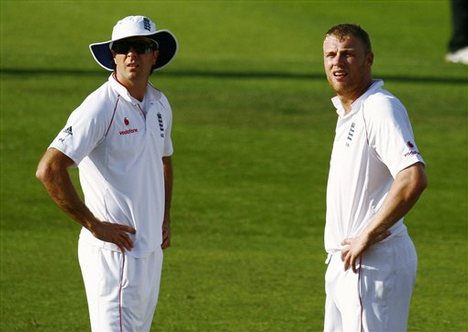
[1,1,467,331]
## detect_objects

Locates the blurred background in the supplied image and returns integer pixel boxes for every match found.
[1,1,467,331]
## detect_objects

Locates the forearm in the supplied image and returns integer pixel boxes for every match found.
[161,156,173,249]
[362,163,427,243]
[341,163,427,271]
[162,156,173,222]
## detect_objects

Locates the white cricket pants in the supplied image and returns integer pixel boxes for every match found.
[324,231,417,332]
[78,239,163,332]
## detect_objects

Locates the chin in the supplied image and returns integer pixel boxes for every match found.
[331,83,347,93]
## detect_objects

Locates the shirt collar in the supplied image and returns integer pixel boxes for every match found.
[108,74,156,105]
[331,79,384,117]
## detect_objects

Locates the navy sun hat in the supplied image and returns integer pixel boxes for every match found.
[89,16,178,72]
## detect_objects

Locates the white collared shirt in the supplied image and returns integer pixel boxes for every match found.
[50,75,173,257]
[325,80,425,252]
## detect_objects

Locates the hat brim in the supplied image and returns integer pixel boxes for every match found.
[89,30,178,72]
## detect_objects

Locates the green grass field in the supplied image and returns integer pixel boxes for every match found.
[1,1,467,331]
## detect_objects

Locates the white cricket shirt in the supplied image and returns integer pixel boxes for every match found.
[325,80,425,253]
[50,74,173,257]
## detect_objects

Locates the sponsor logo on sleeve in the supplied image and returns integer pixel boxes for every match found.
[404,141,420,157]
[63,126,73,135]
[58,126,73,143]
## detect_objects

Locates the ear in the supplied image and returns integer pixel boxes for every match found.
[153,49,159,66]
[367,51,374,66]
[111,50,117,65]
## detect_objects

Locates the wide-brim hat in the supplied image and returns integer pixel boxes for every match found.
[89,15,178,72]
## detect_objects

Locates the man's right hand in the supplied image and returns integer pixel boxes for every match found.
[88,220,136,252]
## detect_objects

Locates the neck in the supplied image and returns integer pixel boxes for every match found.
[113,73,148,101]
[127,85,146,102]
[339,80,373,113]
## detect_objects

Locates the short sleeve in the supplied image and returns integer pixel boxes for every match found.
[159,93,174,157]
[365,94,425,177]
[49,95,110,165]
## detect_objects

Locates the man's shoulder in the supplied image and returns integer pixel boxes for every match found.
[86,80,118,100]
[365,85,395,102]
[72,81,120,121]
[364,87,405,119]
[81,81,119,109]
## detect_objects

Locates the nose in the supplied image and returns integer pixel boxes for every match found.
[124,48,139,58]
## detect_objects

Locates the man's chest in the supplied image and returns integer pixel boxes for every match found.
[331,114,368,161]
[102,103,168,160]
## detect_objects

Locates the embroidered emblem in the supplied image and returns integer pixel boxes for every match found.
[143,18,151,31]
[346,122,355,147]
[157,113,164,138]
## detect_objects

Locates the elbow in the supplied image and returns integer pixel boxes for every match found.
[36,151,61,184]
[419,173,428,193]
[36,149,72,184]
[399,163,428,200]
[410,166,428,198]
[36,159,52,184]
[416,166,428,194]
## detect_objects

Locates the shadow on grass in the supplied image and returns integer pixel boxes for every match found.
[2,68,468,84]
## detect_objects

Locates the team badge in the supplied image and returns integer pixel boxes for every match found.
[157,113,164,138]
[143,18,151,31]
[346,122,356,147]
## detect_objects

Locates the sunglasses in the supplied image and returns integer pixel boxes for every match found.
[111,40,157,54]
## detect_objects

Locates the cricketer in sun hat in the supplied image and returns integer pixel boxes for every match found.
[89,15,178,72]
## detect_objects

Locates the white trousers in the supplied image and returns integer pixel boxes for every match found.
[324,231,417,332]
[78,239,163,332]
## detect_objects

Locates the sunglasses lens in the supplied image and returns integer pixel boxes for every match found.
[111,42,125,54]
[112,41,154,54]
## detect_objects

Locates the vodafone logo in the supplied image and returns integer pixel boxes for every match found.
[404,141,420,157]
[120,117,138,135]
[119,128,138,135]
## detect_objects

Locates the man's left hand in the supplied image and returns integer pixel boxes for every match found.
[341,230,390,272]
[161,221,170,249]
